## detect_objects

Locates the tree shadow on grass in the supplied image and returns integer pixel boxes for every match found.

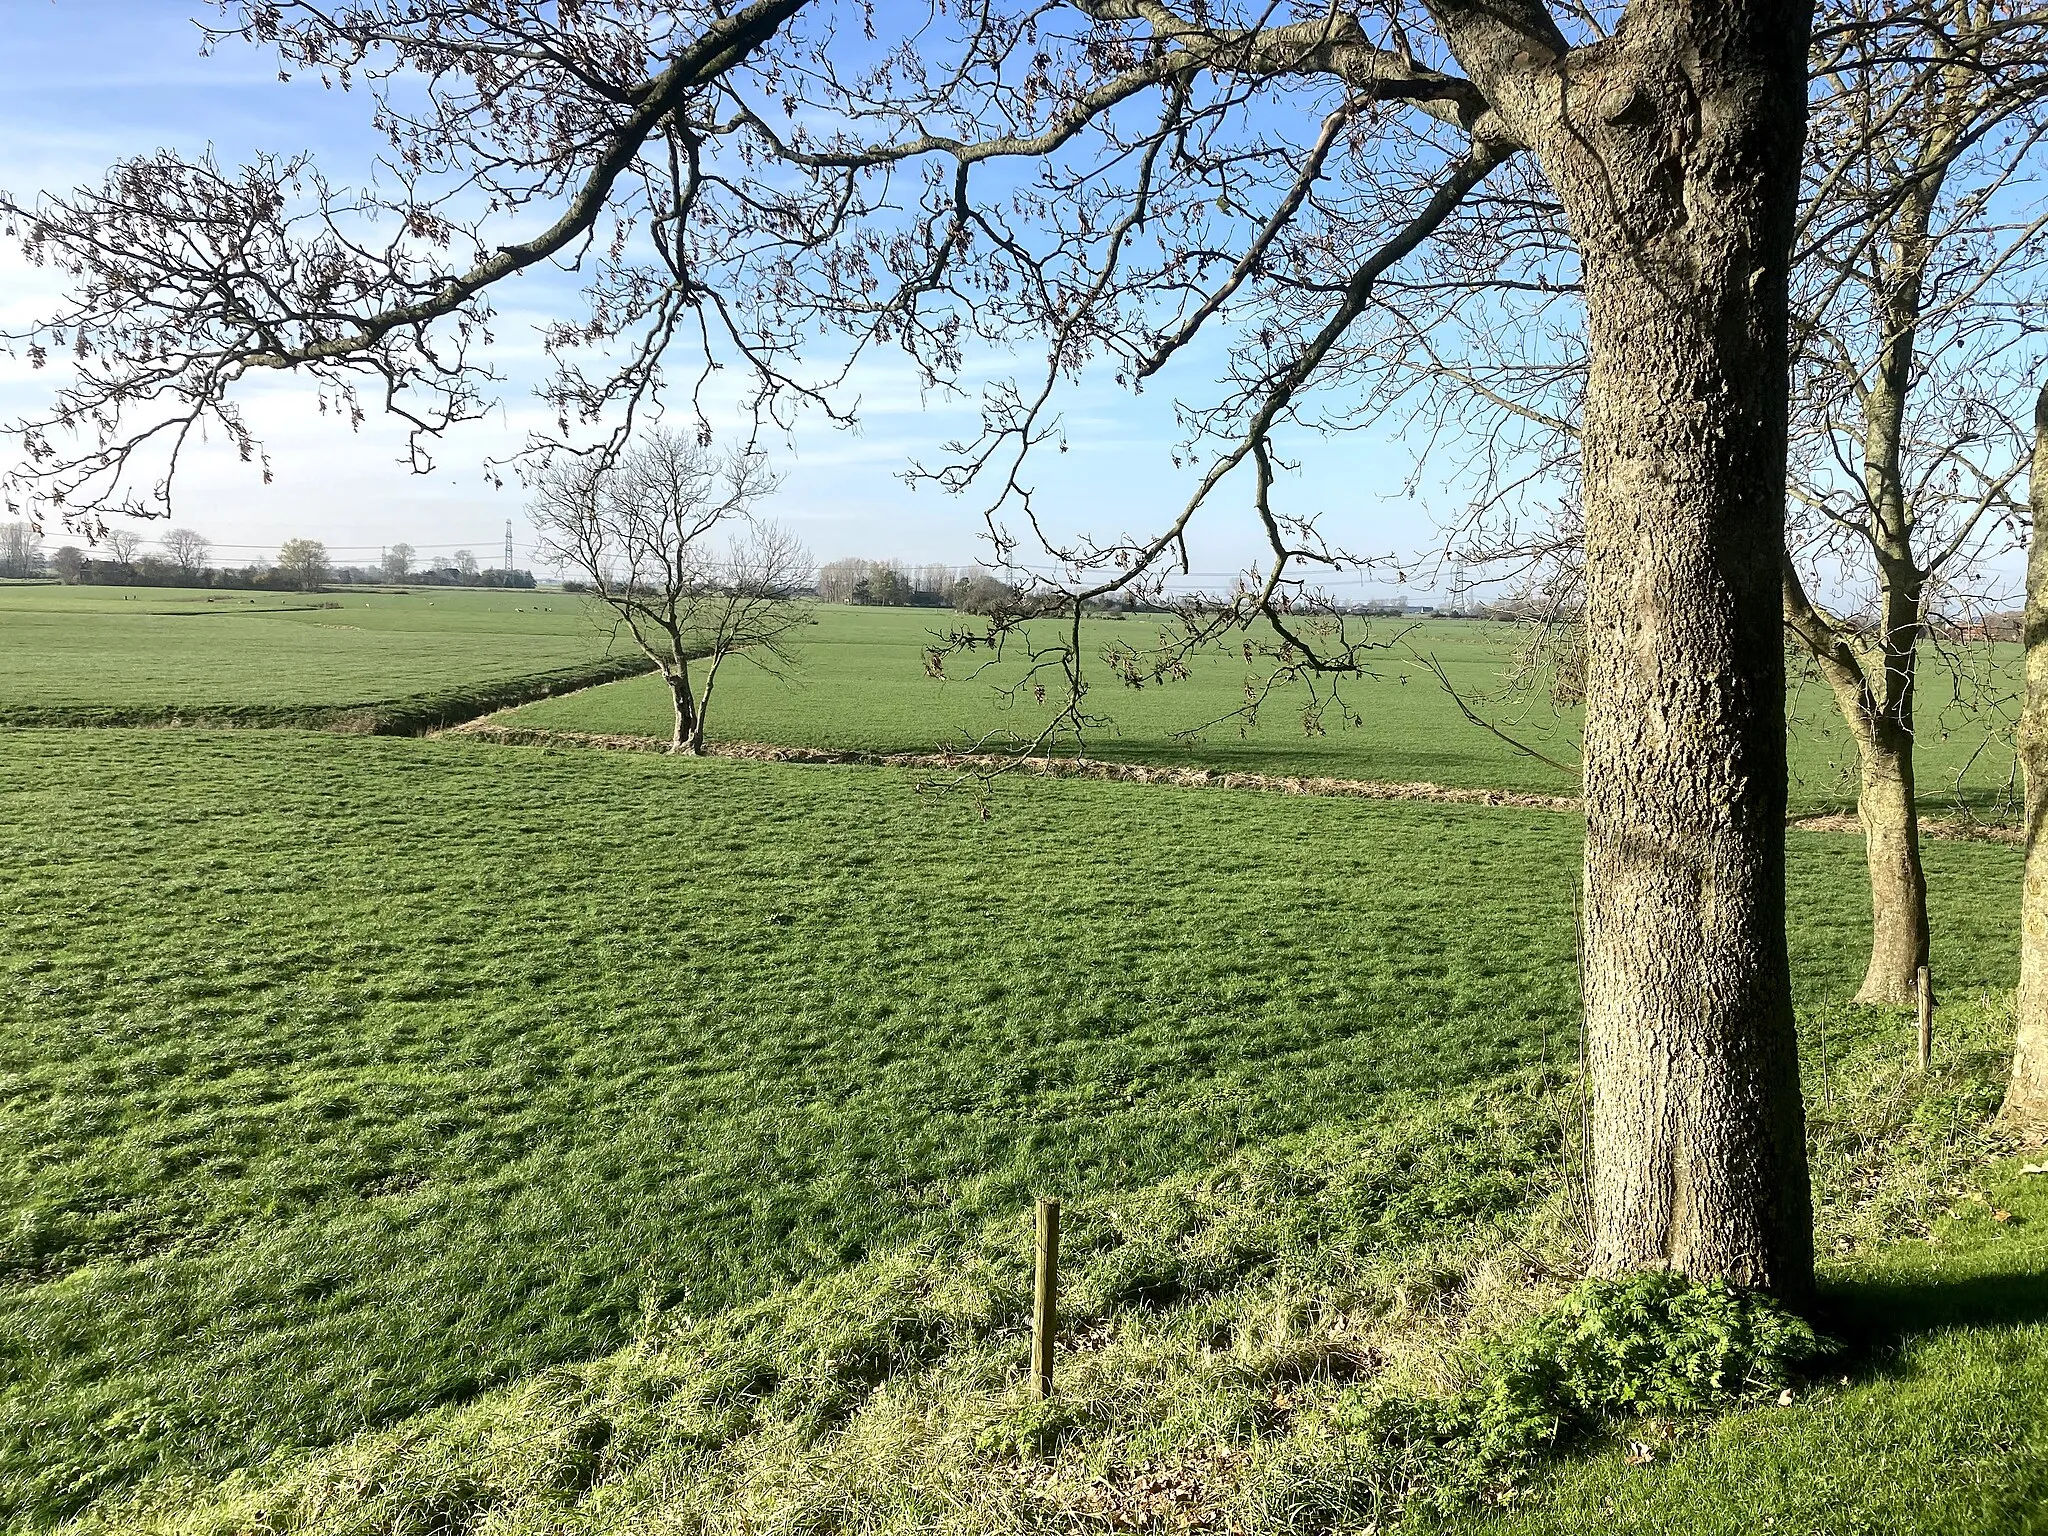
[1816,1240,2048,1371]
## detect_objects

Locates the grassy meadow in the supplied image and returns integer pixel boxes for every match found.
[1467,1164,2048,1535]
[501,608,1588,790]
[0,725,2032,1529]
[2,587,2044,1532]
[0,584,2021,812]
[0,583,641,729]
[5,727,1587,1518]
[492,603,2024,818]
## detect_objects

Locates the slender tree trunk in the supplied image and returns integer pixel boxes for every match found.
[2007,379,2048,1131]
[1530,8,1815,1295]
[1783,573,1931,1007]
[1841,148,1939,1008]
[688,654,722,758]
[665,662,700,756]
[1855,722,1930,1006]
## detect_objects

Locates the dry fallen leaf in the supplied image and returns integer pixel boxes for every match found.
[2021,1162,2048,1176]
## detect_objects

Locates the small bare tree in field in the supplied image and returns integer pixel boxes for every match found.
[1779,0,2048,1006]
[102,525,141,572]
[532,432,809,755]
[160,526,210,578]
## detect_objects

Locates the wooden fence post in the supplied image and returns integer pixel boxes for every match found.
[1916,965,1934,1073]
[1032,1197,1060,1400]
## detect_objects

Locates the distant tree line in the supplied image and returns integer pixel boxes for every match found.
[368,544,534,588]
[814,558,1049,616]
[816,558,960,607]
[2,521,534,591]
[423,567,536,588]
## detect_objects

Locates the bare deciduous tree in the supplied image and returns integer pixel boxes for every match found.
[102,526,142,571]
[382,542,415,584]
[453,548,478,580]
[915,563,961,603]
[0,521,41,579]
[815,558,866,605]
[1307,3,2048,1015]
[161,526,211,577]
[532,432,810,754]
[1781,0,2048,1005]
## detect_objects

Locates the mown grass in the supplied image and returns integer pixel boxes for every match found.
[0,727,2023,1527]
[493,605,2023,817]
[0,584,630,723]
[500,609,1590,791]
[0,585,2021,812]
[45,980,2043,1536]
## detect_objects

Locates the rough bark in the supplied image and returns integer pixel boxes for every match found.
[2008,379,2048,1131]
[1508,6,1816,1294]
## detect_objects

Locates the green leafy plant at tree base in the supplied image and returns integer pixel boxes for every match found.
[1324,1271,1826,1518]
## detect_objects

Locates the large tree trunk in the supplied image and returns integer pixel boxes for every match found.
[1528,7,1815,1295]
[1855,723,1930,1006]
[2007,380,2048,1131]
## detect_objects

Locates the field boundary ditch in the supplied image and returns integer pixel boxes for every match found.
[441,720,2021,843]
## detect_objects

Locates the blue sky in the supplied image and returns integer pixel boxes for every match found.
[0,1,1458,592]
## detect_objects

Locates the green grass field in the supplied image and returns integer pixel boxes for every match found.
[0,584,638,727]
[0,586,2020,813]
[492,604,2024,818]
[4,588,2043,1532]
[0,727,2029,1529]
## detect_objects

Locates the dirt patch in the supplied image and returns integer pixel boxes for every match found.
[1788,811,2020,846]
[441,722,1585,809]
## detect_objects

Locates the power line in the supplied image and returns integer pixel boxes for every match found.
[153,540,501,554]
